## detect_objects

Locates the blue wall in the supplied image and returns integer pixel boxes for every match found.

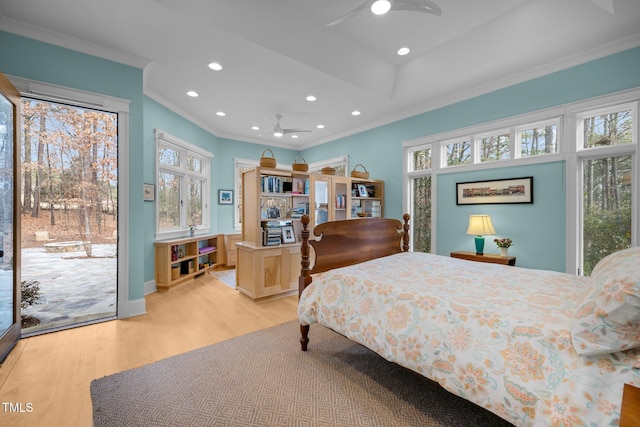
[436,163,565,271]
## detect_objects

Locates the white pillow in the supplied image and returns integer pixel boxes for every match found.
[571,246,640,356]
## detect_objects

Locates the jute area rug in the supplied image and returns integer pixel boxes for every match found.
[91,321,513,427]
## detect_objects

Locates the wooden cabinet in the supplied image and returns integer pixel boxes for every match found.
[450,251,516,266]
[154,234,223,289]
[235,242,300,299]
[238,167,384,300]
[223,233,242,267]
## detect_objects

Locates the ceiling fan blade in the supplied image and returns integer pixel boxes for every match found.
[264,114,276,127]
[282,129,311,135]
[325,0,370,26]
[394,0,442,16]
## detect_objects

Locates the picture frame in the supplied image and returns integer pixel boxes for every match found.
[357,184,368,198]
[456,177,533,205]
[218,189,233,205]
[143,183,155,202]
[281,225,296,244]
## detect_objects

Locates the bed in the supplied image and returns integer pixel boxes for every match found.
[297,215,640,426]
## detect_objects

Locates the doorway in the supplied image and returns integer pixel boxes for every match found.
[19,97,118,335]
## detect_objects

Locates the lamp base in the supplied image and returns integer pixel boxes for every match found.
[474,235,485,255]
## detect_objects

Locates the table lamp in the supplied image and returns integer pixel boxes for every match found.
[466,214,496,255]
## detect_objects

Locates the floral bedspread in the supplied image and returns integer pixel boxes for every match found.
[298,252,640,426]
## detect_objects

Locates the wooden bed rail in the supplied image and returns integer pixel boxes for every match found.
[299,214,410,351]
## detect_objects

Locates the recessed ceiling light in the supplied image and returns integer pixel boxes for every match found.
[216,111,226,117]
[251,126,260,131]
[352,110,361,116]
[186,91,198,97]
[317,124,325,129]
[291,135,299,139]
[397,47,410,56]
[208,62,223,71]
[371,0,391,15]
[306,95,317,102]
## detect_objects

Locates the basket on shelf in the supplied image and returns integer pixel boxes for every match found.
[321,166,336,175]
[259,149,277,168]
[292,156,308,172]
[350,164,369,179]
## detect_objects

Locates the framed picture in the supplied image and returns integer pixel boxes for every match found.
[143,183,155,202]
[281,225,296,244]
[456,177,533,205]
[357,184,368,197]
[218,189,233,205]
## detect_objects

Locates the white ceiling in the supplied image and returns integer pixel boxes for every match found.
[1,0,639,149]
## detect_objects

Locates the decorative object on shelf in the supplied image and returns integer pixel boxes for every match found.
[292,156,308,172]
[456,176,533,205]
[494,237,513,256]
[357,184,368,197]
[281,225,296,243]
[466,214,496,255]
[143,183,155,201]
[350,163,369,179]
[321,166,336,175]
[259,148,277,168]
[189,224,196,237]
[218,189,233,205]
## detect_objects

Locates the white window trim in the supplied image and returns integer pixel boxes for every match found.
[8,75,134,318]
[403,87,640,272]
[155,129,213,240]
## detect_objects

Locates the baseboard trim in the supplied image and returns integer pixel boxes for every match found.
[144,280,157,295]
[118,298,146,319]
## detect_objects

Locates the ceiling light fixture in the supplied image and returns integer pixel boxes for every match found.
[317,124,325,129]
[397,47,410,56]
[273,131,283,137]
[186,91,198,97]
[371,0,392,15]
[251,126,260,131]
[352,110,361,116]
[291,135,299,139]
[306,95,317,102]
[216,111,226,117]
[208,62,223,71]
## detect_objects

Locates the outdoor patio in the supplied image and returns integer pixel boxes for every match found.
[21,243,117,334]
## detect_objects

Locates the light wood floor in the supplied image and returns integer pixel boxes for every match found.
[0,274,298,427]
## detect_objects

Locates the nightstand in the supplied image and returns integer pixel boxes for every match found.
[450,251,516,266]
[621,384,640,427]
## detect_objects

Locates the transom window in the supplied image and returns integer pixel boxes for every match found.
[155,130,212,237]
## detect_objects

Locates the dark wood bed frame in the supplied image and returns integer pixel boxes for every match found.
[298,214,410,351]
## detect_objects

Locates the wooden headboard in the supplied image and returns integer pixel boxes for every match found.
[298,214,410,297]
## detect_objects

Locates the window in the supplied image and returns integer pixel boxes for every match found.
[155,130,212,237]
[577,103,636,275]
[405,143,433,252]
[518,121,558,157]
[479,131,510,163]
[444,140,470,166]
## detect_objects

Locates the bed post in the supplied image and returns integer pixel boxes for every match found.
[402,213,410,252]
[298,215,311,351]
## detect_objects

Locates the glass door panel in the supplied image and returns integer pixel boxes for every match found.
[0,72,19,362]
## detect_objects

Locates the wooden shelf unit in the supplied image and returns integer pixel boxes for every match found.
[154,234,223,289]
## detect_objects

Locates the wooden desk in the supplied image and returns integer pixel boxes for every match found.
[450,251,516,266]
[621,384,640,427]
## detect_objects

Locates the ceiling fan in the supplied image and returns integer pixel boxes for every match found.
[326,0,441,27]
[262,114,311,137]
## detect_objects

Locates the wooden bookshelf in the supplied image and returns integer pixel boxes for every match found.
[154,234,223,289]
